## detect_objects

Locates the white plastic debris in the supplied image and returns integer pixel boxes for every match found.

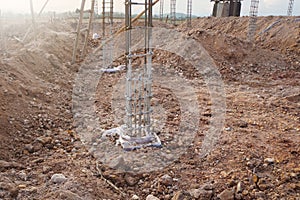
[92,33,100,39]
[101,125,162,151]
[101,65,126,73]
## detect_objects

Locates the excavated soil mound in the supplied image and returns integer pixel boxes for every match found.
[0,16,299,199]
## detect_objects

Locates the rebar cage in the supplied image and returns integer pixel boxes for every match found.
[122,0,161,149]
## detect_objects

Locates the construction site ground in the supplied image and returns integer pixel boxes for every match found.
[0,16,299,199]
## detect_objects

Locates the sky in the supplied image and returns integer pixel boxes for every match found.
[0,0,299,17]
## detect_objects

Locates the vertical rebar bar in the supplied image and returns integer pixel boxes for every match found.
[287,0,294,16]
[102,0,106,37]
[125,0,154,137]
[248,0,259,42]
[187,0,192,27]
[146,0,153,134]
[125,0,133,136]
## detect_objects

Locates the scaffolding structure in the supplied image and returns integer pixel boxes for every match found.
[102,0,114,37]
[159,0,164,21]
[120,0,161,150]
[187,0,192,27]
[287,0,294,16]
[170,0,176,25]
[248,0,259,42]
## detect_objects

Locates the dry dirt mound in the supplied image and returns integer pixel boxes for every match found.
[0,21,75,159]
[176,16,300,82]
[180,16,300,54]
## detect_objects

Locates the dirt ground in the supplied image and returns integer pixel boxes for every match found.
[0,15,299,200]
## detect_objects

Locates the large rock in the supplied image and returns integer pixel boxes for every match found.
[51,174,67,184]
[188,188,213,199]
[160,174,173,186]
[217,189,234,200]
[146,194,160,200]
[0,160,23,171]
[172,191,192,200]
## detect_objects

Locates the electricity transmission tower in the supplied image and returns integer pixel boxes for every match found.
[248,0,259,42]
[287,0,294,16]
[160,0,164,21]
[170,0,176,25]
[187,0,192,27]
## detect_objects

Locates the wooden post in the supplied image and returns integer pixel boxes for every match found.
[72,0,86,64]
[23,0,50,43]
[29,0,37,42]
[81,0,95,58]
[115,0,159,35]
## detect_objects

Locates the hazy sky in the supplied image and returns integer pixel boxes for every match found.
[0,0,299,16]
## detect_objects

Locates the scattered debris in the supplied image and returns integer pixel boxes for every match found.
[100,65,126,73]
